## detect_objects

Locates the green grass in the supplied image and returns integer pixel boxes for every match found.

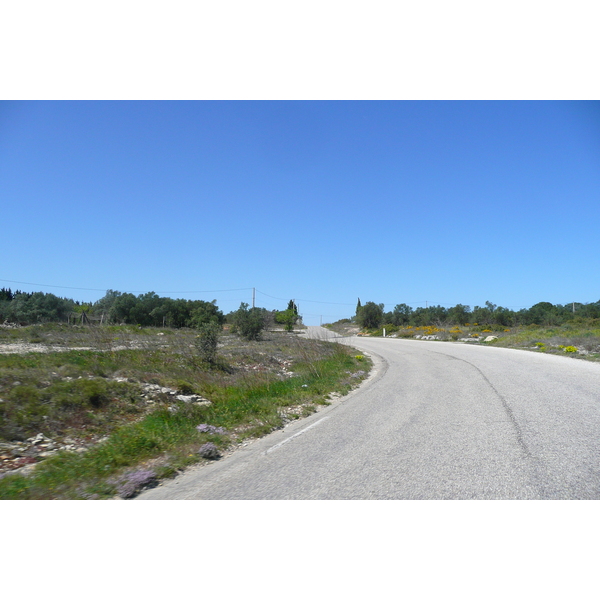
[488,323,600,360]
[324,317,600,361]
[0,329,370,499]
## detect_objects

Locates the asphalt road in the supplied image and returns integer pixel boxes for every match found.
[137,326,600,499]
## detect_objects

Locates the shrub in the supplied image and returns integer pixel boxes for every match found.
[275,309,299,332]
[116,469,157,498]
[198,442,221,460]
[49,378,112,410]
[194,322,221,364]
[176,380,196,395]
[196,424,226,434]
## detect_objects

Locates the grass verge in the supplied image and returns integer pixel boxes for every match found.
[324,319,600,362]
[0,329,370,499]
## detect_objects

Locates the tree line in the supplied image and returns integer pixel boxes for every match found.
[0,288,226,328]
[0,288,300,339]
[354,298,600,330]
[5,286,598,332]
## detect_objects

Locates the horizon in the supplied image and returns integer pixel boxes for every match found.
[0,280,597,325]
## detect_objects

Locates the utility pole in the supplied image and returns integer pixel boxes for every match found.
[252,288,255,308]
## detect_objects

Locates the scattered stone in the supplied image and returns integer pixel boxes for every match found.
[350,370,366,378]
[27,433,53,446]
[483,336,498,342]
[175,394,211,405]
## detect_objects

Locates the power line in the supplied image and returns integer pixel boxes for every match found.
[0,279,253,295]
[255,289,355,306]
[0,278,584,314]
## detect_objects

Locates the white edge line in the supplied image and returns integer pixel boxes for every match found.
[265,417,330,454]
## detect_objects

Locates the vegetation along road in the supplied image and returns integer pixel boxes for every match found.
[139,326,600,499]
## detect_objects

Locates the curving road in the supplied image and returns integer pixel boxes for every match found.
[137,326,600,499]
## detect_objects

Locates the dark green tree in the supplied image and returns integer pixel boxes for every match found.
[108,293,137,324]
[7,292,74,323]
[189,300,225,329]
[232,302,266,341]
[129,292,162,326]
[0,288,14,302]
[356,301,384,329]
[447,304,471,326]
[525,302,559,326]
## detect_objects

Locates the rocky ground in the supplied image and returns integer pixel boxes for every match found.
[0,380,212,477]
[0,325,317,480]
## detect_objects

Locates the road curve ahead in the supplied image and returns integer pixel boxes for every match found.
[138,326,600,499]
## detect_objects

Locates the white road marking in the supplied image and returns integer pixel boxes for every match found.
[266,417,330,454]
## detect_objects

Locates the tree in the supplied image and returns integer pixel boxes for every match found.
[232,302,266,341]
[427,305,448,326]
[356,301,384,329]
[276,309,299,331]
[409,306,430,327]
[7,292,74,324]
[494,306,515,327]
[108,293,137,324]
[526,302,559,326]
[275,299,300,332]
[0,288,14,302]
[92,290,123,319]
[189,300,225,329]
[390,303,413,326]
[129,292,162,326]
[447,304,470,326]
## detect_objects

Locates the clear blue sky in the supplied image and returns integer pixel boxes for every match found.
[1,101,599,325]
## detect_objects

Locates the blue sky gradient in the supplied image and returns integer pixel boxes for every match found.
[2,101,599,325]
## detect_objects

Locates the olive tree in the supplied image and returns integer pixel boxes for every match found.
[232,303,267,341]
[356,301,384,329]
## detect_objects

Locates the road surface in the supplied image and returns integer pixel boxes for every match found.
[137,326,600,499]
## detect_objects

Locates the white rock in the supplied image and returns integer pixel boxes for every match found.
[176,394,196,403]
